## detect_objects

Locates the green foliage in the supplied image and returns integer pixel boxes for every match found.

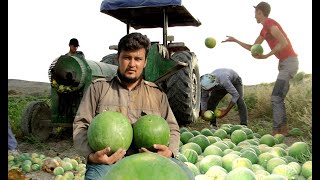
[245,84,273,119]
[244,72,312,142]
[246,117,273,136]
[8,95,50,138]
[292,71,311,84]
[24,134,49,150]
[285,74,312,144]
[243,93,257,110]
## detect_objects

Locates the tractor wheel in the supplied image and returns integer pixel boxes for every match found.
[101,53,118,66]
[166,51,201,125]
[21,101,52,141]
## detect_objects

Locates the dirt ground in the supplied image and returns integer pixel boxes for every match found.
[8,79,300,179]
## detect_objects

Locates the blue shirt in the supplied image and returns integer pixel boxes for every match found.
[201,68,241,110]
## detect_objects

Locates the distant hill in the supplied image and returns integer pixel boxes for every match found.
[8,79,50,96]
[8,72,311,97]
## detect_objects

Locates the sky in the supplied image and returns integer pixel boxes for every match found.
[8,0,312,85]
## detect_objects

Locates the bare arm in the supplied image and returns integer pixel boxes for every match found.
[265,26,288,58]
[222,35,264,51]
[219,102,235,118]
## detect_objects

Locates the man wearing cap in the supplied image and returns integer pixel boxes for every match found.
[222,1,299,136]
[67,38,85,59]
[200,68,248,129]
[48,38,85,82]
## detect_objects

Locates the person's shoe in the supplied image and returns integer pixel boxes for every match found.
[210,124,218,130]
[272,129,281,136]
[240,123,247,127]
[280,125,289,137]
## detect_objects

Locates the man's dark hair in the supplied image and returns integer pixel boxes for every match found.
[254,1,271,17]
[117,32,151,58]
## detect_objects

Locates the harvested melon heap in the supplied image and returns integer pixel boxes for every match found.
[177,124,312,180]
[8,114,312,180]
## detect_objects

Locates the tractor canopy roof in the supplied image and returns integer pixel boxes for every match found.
[100,0,201,29]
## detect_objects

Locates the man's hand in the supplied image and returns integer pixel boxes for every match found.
[217,109,229,119]
[222,36,237,43]
[89,147,126,164]
[252,53,268,59]
[140,144,173,158]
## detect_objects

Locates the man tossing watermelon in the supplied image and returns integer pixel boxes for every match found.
[221,1,299,136]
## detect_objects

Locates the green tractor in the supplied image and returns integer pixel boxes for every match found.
[21,0,202,141]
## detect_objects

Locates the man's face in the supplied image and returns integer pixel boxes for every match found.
[69,45,78,53]
[118,48,147,83]
[254,9,262,24]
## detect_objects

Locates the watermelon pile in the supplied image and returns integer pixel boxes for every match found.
[8,152,87,179]
[8,112,177,180]
[177,124,312,179]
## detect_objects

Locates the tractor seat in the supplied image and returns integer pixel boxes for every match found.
[167,42,189,52]
[157,44,170,59]
[109,45,118,51]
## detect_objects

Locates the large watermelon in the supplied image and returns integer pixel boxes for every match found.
[103,152,190,180]
[133,114,170,151]
[87,111,133,155]
[287,141,311,163]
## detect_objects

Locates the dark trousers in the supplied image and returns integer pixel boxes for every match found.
[8,118,17,150]
[207,79,248,126]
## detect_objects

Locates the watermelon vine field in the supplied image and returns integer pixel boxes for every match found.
[8,73,311,179]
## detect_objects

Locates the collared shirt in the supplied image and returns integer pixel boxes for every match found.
[73,76,180,161]
[201,68,242,110]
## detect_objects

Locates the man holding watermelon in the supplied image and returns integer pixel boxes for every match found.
[73,32,193,179]
[222,1,299,136]
[199,68,248,129]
